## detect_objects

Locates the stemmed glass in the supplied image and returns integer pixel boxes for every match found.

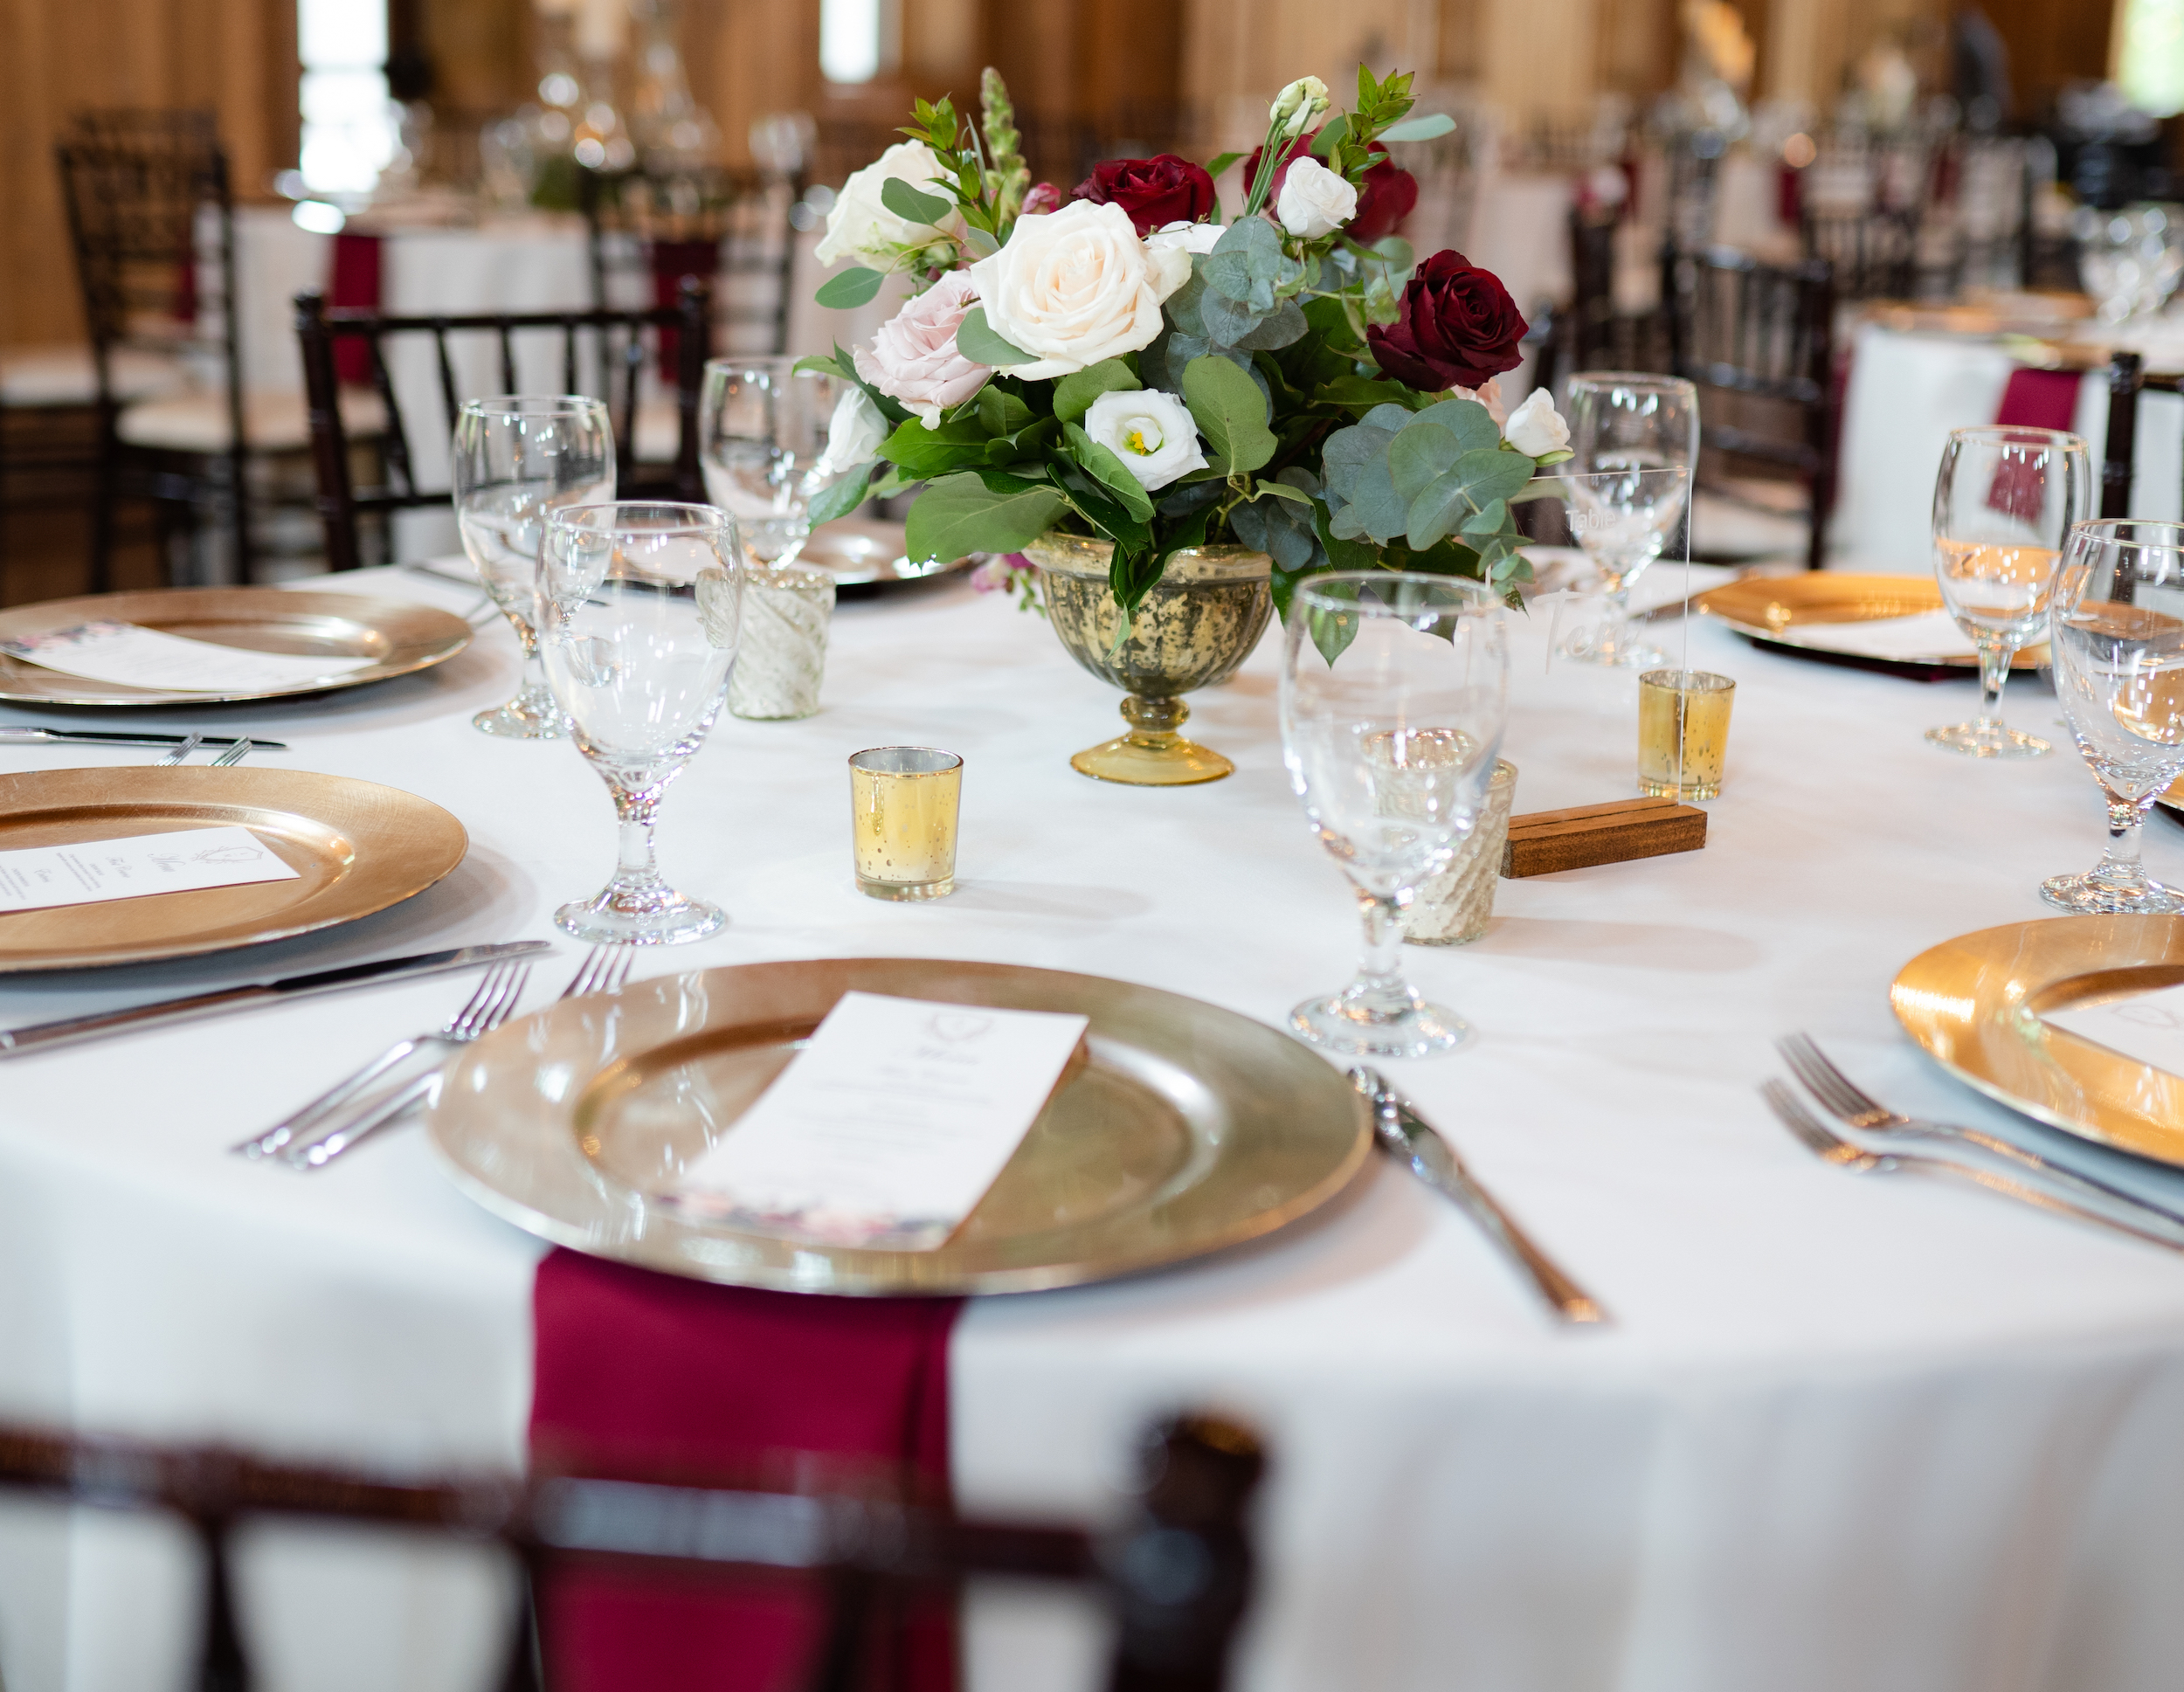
[1279,572,1510,1058]
[1928,425,2092,758]
[452,396,616,739]
[698,357,859,569]
[2042,518,2184,915]
[1559,372,1700,667]
[538,503,744,944]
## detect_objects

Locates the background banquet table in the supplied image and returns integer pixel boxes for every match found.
[3,561,2184,1691]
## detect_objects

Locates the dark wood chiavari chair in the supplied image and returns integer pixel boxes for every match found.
[1539,208,1672,397]
[1800,206,1922,301]
[2098,349,2184,520]
[0,1414,1264,1692]
[1662,244,1839,572]
[581,164,804,357]
[293,280,710,573]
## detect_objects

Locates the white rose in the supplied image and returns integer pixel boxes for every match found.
[967,201,1178,380]
[1502,388,1571,458]
[813,140,962,267]
[1083,389,1207,491]
[1276,156,1358,239]
[817,383,889,472]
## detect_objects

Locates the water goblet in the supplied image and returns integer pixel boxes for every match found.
[2042,518,2184,915]
[538,502,744,944]
[1559,372,1699,667]
[452,396,615,739]
[1927,425,2092,758]
[698,356,860,569]
[1279,572,1510,1058]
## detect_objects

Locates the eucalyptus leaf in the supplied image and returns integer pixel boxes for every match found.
[1405,448,1532,549]
[1254,479,1316,504]
[1223,297,1310,351]
[791,353,850,381]
[807,460,876,526]
[1199,289,1271,348]
[1406,397,1502,454]
[961,224,1000,256]
[1165,268,1209,338]
[1377,113,1457,142]
[879,176,953,227]
[1202,218,1285,311]
[814,267,887,309]
[1387,421,1463,501]
[903,471,1068,563]
[955,306,1035,367]
[1181,355,1275,477]
[1053,358,1141,424]
[1360,402,1416,433]
[1459,496,1508,538]
[1231,494,1318,570]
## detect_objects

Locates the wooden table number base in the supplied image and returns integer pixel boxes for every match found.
[1502,798,1709,879]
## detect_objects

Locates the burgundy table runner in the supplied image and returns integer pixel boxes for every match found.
[530,1248,964,1692]
[1987,367,2085,516]
[328,231,384,385]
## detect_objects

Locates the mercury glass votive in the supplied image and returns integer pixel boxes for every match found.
[1638,670,1735,800]
[1401,759,1518,945]
[729,564,837,720]
[849,747,963,901]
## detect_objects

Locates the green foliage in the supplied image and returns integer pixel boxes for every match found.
[1053,358,1141,424]
[808,462,876,526]
[815,268,887,309]
[1062,422,1155,523]
[1181,356,1275,477]
[904,470,1068,563]
[1378,112,1456,142]
[955,306,1034,367]
[879,176,953,228]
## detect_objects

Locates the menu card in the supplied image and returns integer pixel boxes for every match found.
[2042,982,2184,1081]
[0,825,300,914]
[669,991,1091,1249]
[1780,611,1980,661]
[0,621,374,694]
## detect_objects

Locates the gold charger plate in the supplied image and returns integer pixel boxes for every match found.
[426,957,1372,1295]
[0,767,467,971]
[1695,574,2046,669]
[801,519,972,587]
[0,588,471,706]
[1890,915,2184,1167]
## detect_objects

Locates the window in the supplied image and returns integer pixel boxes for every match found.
[299,0,397,194]
[2116,0,2184,118]
[820,0,899,85]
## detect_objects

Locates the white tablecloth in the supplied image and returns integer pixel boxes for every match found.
[3,563,2184,1692]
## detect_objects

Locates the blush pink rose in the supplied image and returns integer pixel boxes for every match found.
[852,270,991,424]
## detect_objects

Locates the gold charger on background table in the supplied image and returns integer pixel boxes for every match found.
[1696,574,2047,670]
[1890,915,2184,1168]
[428,957,1372,1295]
[0,768,467,971]
[0,589,471,707]
[799,519,972,588]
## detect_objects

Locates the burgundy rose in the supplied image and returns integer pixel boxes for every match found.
[1021,182,1063,217]
[1366,250,1528,392]
[1069,154,1216,235]
[1241,129,1417,242]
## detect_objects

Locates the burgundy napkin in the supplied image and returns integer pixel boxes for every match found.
[649,238,719,382]
[329,232,384,386]
[1987,367,2084,517]
[530,1248,963,1692]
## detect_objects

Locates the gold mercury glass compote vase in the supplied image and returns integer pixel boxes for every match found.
[1026,534,1274,785]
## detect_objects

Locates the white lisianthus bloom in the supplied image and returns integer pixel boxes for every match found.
[813,140,963,267]
[816,383,890,472]
[1146,219,1224,258]
[1083,389,1207,491]
[1269,76,1330,139]
[1276,156,1358,238]
[967,201,1181,380]
[1502,387,1571,457]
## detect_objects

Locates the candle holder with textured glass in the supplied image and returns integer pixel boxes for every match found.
[1028,534,1272,785]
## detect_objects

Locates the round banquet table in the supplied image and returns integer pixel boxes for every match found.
[2,563,2184,1692]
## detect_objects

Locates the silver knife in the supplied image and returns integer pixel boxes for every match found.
[0,728,290,751]
[1351,1067,1608,1326]
[0,941,553,1055]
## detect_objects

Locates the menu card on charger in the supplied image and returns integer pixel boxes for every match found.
[669,991,1091,1250]
[0,620,374,694]
[0,825,300,914]
[2042,982,2184,1081]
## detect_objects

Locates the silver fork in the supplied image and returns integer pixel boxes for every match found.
[208,738,255,767]
[1760,1079,2184,1253]
[155,734,204,765]
[235,963,532,1160]
[284,945,631,1170]
[1777,1032,2184,1232]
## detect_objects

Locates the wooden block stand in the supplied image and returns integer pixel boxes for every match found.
[1502,797,1708,878]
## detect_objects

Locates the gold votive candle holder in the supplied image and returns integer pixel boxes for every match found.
[1401,759,1518,945]
[1638,669,1735,801]
[849,747,962,901]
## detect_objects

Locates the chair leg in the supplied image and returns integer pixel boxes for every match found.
[227,448,253,584]
[90,427,120,596]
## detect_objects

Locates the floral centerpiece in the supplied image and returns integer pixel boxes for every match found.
[798,66,1572,628]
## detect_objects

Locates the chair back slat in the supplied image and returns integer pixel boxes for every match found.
[583,163,803,356]
[498,328,517,397]
[367,335,416,500]
[563,322,579,397]
[435,326,461,437]
[193,1518,252,1692]
[2105,350,2145,520]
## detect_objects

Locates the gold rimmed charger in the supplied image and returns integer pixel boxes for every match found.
[426,957,1372,1295]
[1696,574,2046,670]
[0,767,467,971]
[1890,915,2184,1168]
[800,519,973,587]
[0,588,471,707]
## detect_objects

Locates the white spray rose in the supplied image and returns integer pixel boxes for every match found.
[1275,156,1358,238]
[1083,389,1207,491]
[1502,388,1571,458]
[1145,219,1224,258]
[1269,76,1330,139]
[817,383,889,472]
[813,140,962,267]
[967,201,1185,380]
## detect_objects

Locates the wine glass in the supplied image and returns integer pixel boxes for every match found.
[1279,572,1510,1058]
[698,357,860,569]
[538,503,744,944]
[1558,373,1701,666]
[452,396,616,739]
[2042,518,2184,915]
[1928,425,2092,759]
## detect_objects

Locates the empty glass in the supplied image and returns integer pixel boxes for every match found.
[452,397,615,739]
[2043,518,2184,915]
[698,357,862,568]
[1928,425,2092,758]
[539,503,744,944]
[1279,572,1510,1058]
[1559,373,1699,667]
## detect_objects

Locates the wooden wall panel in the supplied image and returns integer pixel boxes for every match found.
[0,0,296,348]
